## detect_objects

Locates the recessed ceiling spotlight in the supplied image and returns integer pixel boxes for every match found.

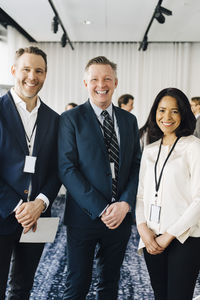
[83,20,91,25]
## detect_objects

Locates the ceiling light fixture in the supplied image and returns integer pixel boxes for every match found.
[61,33,67,47]
[138,0,172,51]
[154,6,172,24]
[141,35,148,51]
[48,0,74,50]
[52,16,59,33]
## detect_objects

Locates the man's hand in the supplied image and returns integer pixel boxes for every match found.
[101,201,130,229]
[156,232,175,249]
[15,198,45,233]
[137,223,164,255]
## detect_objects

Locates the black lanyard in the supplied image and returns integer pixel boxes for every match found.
[154,137,180,197]
[25,120,37,148]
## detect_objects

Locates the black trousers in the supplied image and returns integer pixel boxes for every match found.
[63,216,132,300]
[144,237,200,300]
[0,228,44,300]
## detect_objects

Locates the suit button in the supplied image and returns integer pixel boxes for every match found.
[24,189,29,194]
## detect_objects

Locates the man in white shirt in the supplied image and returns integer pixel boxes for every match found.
[0,46,60,300]
[190,96,200,138]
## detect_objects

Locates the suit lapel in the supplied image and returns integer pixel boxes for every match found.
[32,101,49,156]
[83,101,108,156]
[1,92,29,154]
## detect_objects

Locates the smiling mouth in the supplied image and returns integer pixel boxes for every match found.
[161,122,175,127]
[25,82,38,88]
[96,90,108,95]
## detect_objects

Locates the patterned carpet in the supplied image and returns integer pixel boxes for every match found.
[29,196,200,300]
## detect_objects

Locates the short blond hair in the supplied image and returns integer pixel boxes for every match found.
[85,56,117,77]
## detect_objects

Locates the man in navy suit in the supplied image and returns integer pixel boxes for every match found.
[58,56,141,300]
[0,46,60,299]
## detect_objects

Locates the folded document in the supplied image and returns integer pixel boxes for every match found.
[19,217,59,243]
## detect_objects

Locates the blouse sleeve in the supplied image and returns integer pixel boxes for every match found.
[167,138,200,243]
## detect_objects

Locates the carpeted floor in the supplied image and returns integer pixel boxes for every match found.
[29,196,200,300]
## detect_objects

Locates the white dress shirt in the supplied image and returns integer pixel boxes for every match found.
[136,135,200,252]
[10,88,49,211]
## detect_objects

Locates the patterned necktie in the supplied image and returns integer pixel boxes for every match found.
[101,110,119,200]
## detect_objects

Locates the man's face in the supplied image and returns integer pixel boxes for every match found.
[190,100,200,116]
[66,104,74,111]
[11,53,46,103]
[84,64,118,109]
[121,99,134,112]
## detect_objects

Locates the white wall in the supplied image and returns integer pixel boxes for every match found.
[1,27,200,127]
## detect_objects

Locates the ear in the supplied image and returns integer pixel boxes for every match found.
[115,78,118,88]
[11,65,16,76]
[83,79,88,88]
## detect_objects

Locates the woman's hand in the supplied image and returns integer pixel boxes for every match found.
[137,223,165,255]
[155,232,175,249]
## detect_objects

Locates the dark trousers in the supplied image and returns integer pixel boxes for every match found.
[144,237,200,300]
[63,216,132,300]
[0,228,44,300]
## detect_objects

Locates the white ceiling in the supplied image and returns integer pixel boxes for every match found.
[0,0,200,44]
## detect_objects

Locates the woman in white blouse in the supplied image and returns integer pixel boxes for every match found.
[136,87,200,300]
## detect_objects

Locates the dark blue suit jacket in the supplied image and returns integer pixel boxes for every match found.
[58,101,141,228]
[0,91,61,234]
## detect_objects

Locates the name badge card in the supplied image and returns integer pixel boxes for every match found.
[149,204,161,223]
[23,156,37,173]
[110,162,115,179]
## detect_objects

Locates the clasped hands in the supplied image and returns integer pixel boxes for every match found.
[101,201,130,229]
[137,223,175,255]
[15,199,45,233]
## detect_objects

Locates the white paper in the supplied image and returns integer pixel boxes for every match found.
[23,156,37,173]
[19,217,59,243]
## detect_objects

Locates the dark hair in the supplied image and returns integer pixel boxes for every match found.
[118,94,134,108]
[66,102,78,108]
[139,116,156,145]
[15,46,47,71]
[147,87,196,141]
[191,97,200,105]
[85,56,117,76]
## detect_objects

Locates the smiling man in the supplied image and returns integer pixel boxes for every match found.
[58,56,141,300]
[0,46,60,299]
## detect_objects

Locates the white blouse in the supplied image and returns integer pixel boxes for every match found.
[136,135,200,251]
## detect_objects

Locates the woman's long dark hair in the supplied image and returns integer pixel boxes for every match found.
[140,88,196,144]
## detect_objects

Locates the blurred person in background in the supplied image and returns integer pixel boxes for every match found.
[190,96,200,138]
[118,94,134,112]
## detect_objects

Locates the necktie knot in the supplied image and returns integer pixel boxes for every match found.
[101,109,109,117]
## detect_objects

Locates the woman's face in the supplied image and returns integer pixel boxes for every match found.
[156,96,181,136]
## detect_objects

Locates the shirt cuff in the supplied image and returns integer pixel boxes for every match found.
[99,204,109,217]
[36,193,49,213]
[12,199,23,213]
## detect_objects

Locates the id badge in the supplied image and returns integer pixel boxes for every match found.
[149,204,161,223]
[23,156,37,173]
[110,162,115,179]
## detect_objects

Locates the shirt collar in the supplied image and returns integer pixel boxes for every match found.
[195,113,200,119]
[89,99,113,118]
[10,87,41,112]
